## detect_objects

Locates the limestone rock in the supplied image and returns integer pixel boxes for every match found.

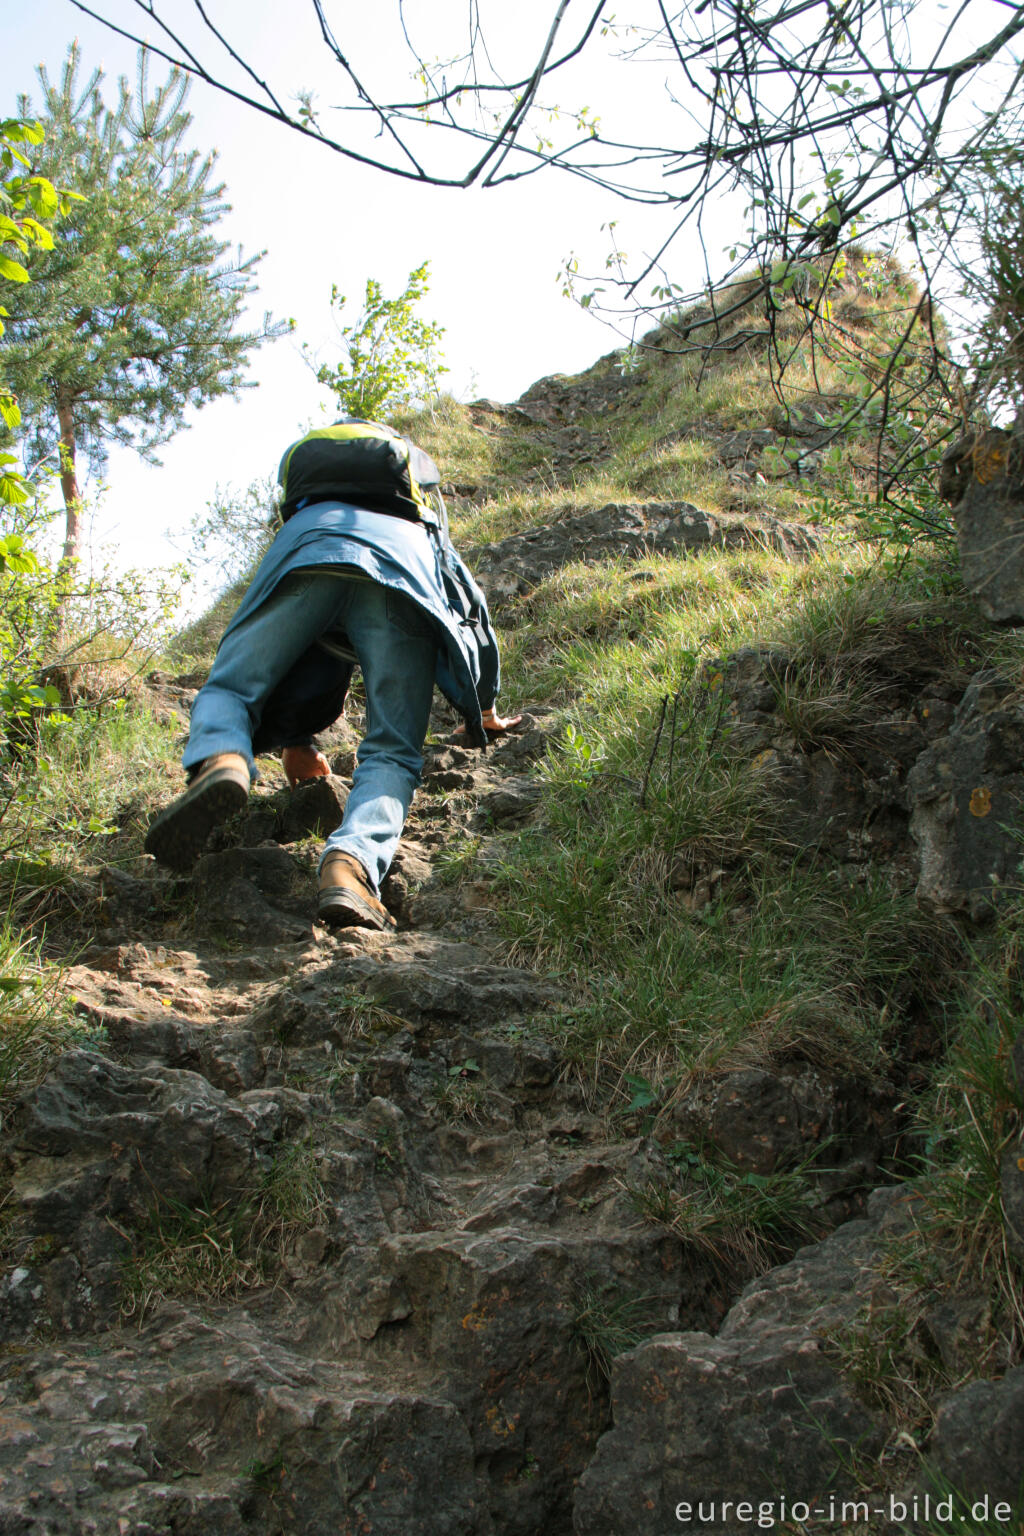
[908,671,1024,918]
[3,1050,311,1335]
[941,427,1024,623]
[274,773,348,844]
[573,1189,912,1533]
[381,1222,705,1536]
[328,943,558,1030]
[926,1366,1024,1515]
[194,845,316,942]
[470,502,817,604]
[574,1328,882,1534]
[477,775,543,826]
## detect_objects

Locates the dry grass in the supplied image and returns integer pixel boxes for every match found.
[629,1145,825,1276]
[119,1141,330,1321]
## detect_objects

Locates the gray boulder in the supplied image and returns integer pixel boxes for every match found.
[908,671,1024,919]
[941,427,1024,624]
[926,1366,1024,1515]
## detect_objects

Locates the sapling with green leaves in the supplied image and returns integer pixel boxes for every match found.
[311,260,448,423]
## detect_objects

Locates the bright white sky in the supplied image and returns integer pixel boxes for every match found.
[5,0,716,606]
[7,0,995,611]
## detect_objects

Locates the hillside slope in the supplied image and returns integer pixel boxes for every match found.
[1,261,1022,1535]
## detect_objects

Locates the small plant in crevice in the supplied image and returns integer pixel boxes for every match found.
[432,1057,486,1124]
[245,1448,287,1494]
[326,985,412,1041]
[433,831,484,885]
[824,1287,963,1445]
[571,1280,663,1391]
[372,1125,401,1174]
[259,1139,329,1231]
[118,1143,330,1320]
[630,1141,826,1276]
[118,1187,265,1318]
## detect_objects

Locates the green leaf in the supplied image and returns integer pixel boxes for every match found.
[0,255,29,283]
[26,176,58,219]
[624,1073,659,1112]
[0,470,31,506]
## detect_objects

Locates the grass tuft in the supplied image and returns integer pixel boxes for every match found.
[630,1141,825,1275]
[0,925,94,1119]
[119,1143,330,1320]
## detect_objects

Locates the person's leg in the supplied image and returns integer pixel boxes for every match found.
[320,583,438,894]
[183,572,355,774]
[147,572,356,870]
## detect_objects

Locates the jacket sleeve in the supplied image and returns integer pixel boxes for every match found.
[439,538,501,712]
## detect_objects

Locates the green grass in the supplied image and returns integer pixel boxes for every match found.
[912,911,1024,1348]
[119,1143,329,1320]
[631,1142,826,1275]
[0,698,184,933]
[481,553,971,1100]
[0,923,94,1118]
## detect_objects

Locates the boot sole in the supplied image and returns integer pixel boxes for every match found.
[317,887,396,931]
[144,773,249,872]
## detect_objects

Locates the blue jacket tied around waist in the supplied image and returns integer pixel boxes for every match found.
[218,501,501,754]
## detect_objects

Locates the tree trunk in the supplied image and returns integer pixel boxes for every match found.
[56,388,82,569]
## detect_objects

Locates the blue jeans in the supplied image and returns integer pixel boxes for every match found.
[184,571,439,892]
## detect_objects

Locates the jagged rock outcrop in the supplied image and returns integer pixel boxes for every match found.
[711,646,1024,924]
[941,426,1024,624]
[574,1187,912,1533]
[908,671,1024,919]
[471,502,818,604]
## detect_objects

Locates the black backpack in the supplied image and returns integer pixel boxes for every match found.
[277,419,442,526]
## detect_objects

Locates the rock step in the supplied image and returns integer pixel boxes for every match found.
[0,1318,483,1536]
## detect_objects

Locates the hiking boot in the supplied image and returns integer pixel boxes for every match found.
[317,851,396,931]
[144,752,250,872]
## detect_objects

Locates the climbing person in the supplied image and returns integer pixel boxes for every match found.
[144,418,520,930]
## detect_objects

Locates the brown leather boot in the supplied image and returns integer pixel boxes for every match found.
[317,851,396,931]
[144,752,250,871]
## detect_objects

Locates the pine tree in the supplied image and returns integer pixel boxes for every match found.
[1,44,284,566]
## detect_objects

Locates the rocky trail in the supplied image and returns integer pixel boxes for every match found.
[0,703,727,1536]
[3,462,1024,1532]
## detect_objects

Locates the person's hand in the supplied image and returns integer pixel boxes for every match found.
[452,707,523,741]
[480,707,522,734]
[282,745,331,786]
